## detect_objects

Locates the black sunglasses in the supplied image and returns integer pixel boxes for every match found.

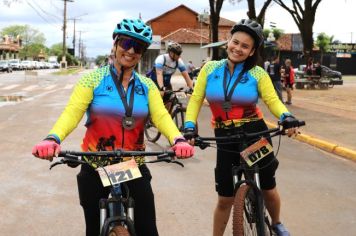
[116,37,148,54]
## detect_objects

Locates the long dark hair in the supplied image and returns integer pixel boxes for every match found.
[243,46,259,72]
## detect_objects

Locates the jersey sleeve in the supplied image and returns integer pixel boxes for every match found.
[140,76,182,144]
[251,66,289,118]
[178,58,187,72]
[185,62,210,125]
[47,72,97,142]
[154,55,165,70]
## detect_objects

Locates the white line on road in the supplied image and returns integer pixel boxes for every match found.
[1,84,20,90]
[64,84,74,89]
[23,85,39,91]
[44,85,56,90]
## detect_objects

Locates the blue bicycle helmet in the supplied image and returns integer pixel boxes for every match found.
[113,18,153,45]
[231,19,263,47]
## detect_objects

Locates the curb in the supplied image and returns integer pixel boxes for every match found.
[265,120,356,162]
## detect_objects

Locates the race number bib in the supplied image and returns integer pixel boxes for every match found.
[96,159,142,187]
[240,138,273,167]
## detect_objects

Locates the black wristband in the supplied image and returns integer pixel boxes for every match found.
[44,136,60,144]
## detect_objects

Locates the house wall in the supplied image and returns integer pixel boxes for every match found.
[180,44,208,69]
[150,8,199,37]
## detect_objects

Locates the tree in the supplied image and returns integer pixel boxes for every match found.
[273,0,323,60]
[209,0,224,60]
[315,32,332,64]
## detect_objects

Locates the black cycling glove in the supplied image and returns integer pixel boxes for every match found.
[183,127,197,140]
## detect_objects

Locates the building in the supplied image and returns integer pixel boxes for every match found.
[0,35,21,60]
[141,4,235,73]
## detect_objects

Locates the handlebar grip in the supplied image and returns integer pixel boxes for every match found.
[298,120,306,127]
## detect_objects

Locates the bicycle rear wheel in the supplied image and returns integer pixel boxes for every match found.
[233,185,270,236]
[108,225,130,236]
[144,116,161,143]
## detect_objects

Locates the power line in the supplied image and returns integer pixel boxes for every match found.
[26,0,60,29]
[30,0,62,22]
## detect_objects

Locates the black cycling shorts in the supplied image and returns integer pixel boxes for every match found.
[77,164,158,236]
[214,119,279,197]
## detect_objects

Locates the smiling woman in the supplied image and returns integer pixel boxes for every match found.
[31,17,194,236]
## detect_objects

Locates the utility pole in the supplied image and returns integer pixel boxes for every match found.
[61,0,74,69]
[68,13,87,58]
[77,30,87,67]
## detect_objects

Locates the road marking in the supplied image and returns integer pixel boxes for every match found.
[64,84,74,89]
[44,85,56,90]
[1,84,20,90]
[23,85,39,91]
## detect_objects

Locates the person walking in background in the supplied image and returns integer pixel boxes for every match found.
[282,58,295,105]
[267,56,284,103]
[186,60,196,80]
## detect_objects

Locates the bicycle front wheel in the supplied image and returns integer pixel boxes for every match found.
[144,116,161,143]
[233,185,269,236]
[108,225,130,236]
[172,106,186,132]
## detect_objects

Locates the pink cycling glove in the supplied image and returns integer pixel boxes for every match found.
[32,140,61,161]
[172,141,194,159]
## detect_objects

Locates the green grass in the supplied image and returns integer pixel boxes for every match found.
[52,67,83,75]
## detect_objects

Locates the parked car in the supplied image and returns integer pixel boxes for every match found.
[0,60,13,73]
[9,59,23,70]
[21,60,33,70]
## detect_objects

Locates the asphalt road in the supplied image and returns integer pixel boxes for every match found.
[0,70,356,235]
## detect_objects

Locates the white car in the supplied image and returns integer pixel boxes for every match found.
[9,59,23,70]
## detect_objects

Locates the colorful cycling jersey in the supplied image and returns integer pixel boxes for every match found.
[48,65,181,152]
[185,59,289,128]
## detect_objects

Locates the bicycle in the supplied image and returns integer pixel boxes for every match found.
[144,87,189,142]
[193,120,305,236]
[49,148,183,236]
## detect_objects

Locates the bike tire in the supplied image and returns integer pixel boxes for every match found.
[108,225,130,236]
[233,185,269,236]
[144,116,161,143]
[172,106,186,132]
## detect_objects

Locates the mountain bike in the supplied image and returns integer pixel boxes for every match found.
[144,87,189,143]
[50,148,183,236]
[193,121,305,236]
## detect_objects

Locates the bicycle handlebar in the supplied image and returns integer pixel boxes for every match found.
[50,149,183,169]
[194,121,305,149]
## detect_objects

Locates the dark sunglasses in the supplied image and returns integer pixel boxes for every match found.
[116,37,148,54]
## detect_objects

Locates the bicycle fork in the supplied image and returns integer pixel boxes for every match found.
[99,184,135,234]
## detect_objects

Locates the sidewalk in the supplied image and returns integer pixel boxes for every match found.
[259,99,356,161]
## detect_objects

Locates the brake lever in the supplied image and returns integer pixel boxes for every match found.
[49,160,65,170]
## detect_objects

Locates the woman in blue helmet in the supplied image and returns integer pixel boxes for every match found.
[32,18,194,236]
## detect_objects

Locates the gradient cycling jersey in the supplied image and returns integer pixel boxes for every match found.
[185,59,289,128]
[48,65,181,155]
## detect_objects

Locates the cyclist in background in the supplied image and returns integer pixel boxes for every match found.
[153,41,194,92]
[184,19,301,236]
[32,18,194,236]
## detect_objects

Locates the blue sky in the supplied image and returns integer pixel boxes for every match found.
[1,0,355,58]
